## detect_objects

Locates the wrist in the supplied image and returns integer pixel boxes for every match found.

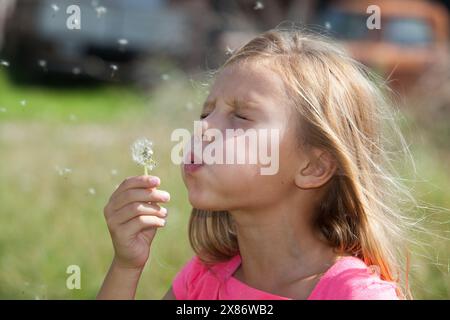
[97,258,144,300]
[111,257,145,276]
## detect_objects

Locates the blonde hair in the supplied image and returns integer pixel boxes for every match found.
[188,29,414,298]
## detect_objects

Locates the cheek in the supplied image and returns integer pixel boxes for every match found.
[181,130,297,210]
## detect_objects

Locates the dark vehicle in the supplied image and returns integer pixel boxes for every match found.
[2,0,194,82]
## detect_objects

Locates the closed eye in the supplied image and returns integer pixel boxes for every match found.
[199,113,209,120]
[234,113,249,120]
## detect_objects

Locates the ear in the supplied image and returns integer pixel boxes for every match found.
[294,149,337,189]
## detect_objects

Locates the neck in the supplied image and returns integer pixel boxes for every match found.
[228,196,338,291]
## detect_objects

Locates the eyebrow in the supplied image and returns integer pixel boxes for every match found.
[230,98,259,111]
[202,97,259,113]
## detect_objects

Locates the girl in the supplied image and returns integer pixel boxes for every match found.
[97,29,412,300]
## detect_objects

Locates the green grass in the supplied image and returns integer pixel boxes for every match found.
[0,69,448,299]
[0,68,205,299]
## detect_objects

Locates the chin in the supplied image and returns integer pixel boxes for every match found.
[186,188,230,211]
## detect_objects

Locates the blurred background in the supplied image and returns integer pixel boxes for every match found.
[0,0,449,299]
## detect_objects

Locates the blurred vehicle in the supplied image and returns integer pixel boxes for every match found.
[319,0,449,91]
[1,0,193,82]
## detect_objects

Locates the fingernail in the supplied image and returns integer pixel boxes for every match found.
[162,192,170,201]
[149,177,160,185]
[161,207,168,216]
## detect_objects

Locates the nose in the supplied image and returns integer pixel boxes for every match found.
[192,119,208,142]
[199,107,225,140]
[200,119,214,142]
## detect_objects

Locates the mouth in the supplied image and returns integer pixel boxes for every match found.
[183,151,204,173]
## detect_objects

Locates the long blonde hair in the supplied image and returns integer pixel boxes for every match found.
[188,29,414,298]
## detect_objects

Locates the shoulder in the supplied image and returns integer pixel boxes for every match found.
[172,255,206,299]
[309,256,400,300]
[172,254,239,300]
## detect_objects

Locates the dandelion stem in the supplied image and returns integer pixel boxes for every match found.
[144,166,148,176]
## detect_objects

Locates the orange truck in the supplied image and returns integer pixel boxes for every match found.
[319,0,449,91]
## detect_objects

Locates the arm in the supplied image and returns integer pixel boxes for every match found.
[96,258,144,300]
[97,175,170,300]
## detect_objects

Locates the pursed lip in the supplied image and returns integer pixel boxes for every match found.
[183,151,204,173]
[183,163,204,173]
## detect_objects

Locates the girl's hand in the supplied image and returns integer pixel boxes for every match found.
[103,175,170,270]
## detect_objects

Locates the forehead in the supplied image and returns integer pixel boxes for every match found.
[208,60,287,104]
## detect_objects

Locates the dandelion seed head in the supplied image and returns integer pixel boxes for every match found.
[110,64,118,71]
[111,169,118,176]
[0,107,6,113]
[51,3,59,12]
[20,100,27,107]
[0,60,10,67]
[88,187,96,195]
[254,1,264,10]
[161,73,169,81]
[69,114,77,121]
[131,138,157,172]
[325,21,332,30]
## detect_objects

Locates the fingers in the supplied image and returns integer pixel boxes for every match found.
[113,188,170,211]
[121,215,166,236]
[112,175,160,198]
[111,202,168,225]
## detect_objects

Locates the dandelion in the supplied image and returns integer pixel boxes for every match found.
[51,3,59,12]
[325,21,332,30]
[69,113,77,121]
[20,100,27,107]
[0,60,9,67]
[131,138,157,176]
[88,187,96,195]
[253,1,264,10]
[0,107,6,112]
[161,73,169,81]
[111,169,118,176]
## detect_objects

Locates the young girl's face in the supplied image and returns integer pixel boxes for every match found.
[182,60,306,212]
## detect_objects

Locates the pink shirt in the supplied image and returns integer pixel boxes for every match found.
[172,254,400,300]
